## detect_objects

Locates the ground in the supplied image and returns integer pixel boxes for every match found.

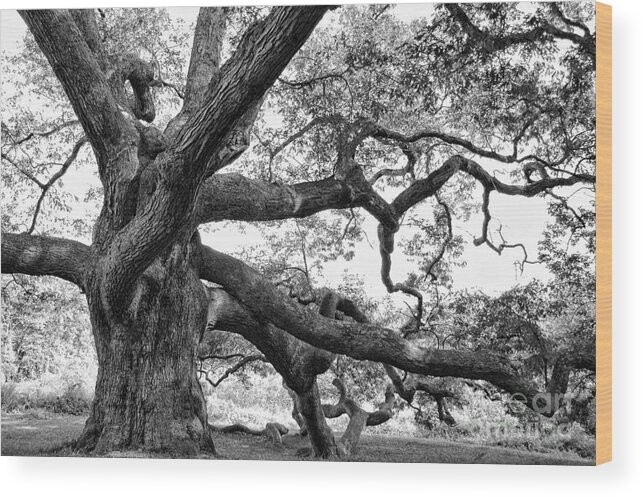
[1,412,593,465]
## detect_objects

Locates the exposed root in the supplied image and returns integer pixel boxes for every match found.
[209,422,289,443]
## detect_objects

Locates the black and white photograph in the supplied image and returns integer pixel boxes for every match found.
[1,1,603,466]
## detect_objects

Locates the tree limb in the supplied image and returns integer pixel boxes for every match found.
[25,138,88,234]
[19,10,137,171]
[1,120,80,149]
[392,155,594,217]
[196,244,553,413]
[195,171,368,225]
[1,232,91,289]
[320,378,395,456]
[100,6,332,309]
[165,7,227,140]
[171,6,332,171]
[209,422,289,443]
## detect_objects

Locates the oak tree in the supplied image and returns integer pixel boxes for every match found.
[2,3,596,456]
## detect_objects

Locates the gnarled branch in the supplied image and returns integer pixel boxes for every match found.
[444,3,595,61]
[197,244,554,413]
[321,378,395,455]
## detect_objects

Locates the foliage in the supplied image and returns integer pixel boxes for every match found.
[1,275,95,383]
[1,274,96,416]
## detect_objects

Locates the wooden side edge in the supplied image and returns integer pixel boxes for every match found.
[596,1,612,465]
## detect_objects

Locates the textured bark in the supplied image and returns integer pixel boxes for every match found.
[19,10,137,169]
[195,169,373,225]
[69,10,109,71]
[165,7,227,141]
[285,291,341,458]
[295,383,338,458]
[96,7,330,310]
[285,385,309,436]
[76,239,214,455]
[170,6,330,170]
[1,233,91,289]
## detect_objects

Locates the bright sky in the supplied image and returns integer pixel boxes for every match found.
[0,5,593,304]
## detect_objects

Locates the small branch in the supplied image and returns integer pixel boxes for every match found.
[198,353,247,361]
[473,187,495,250]
[546,189,587,228]
[149,78,184,99]
[445,3,595,61]
[201,354,267,388]
[271,114,345,158]
[424,194,453,282]
[378,224,424,334]
[26,138,88,233]
[1,120,79,148]
[1,153,46,188]
[337,209,356,243]
[366,120,544,166]
[369,144,418,185]
[475,208,540,274]
[550,3,592,38]
[278,68,350,89]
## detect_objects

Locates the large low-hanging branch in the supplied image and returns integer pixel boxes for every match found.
[0,220,595,416]
[197,243,580,415]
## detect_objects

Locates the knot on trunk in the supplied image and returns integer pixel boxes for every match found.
[110,53,157,122]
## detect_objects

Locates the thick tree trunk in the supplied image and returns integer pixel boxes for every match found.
[285,383,308,436]
[295,381,338,459]
[76,243,214,456]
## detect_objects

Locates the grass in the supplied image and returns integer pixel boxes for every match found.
[1,411,86,456]
[1,412,593,465]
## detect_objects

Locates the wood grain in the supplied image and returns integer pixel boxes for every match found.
[596,1,612,465]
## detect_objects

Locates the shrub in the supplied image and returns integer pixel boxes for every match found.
[40,384,92,415]
[1,381,29,412]
[0,373,94,415]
